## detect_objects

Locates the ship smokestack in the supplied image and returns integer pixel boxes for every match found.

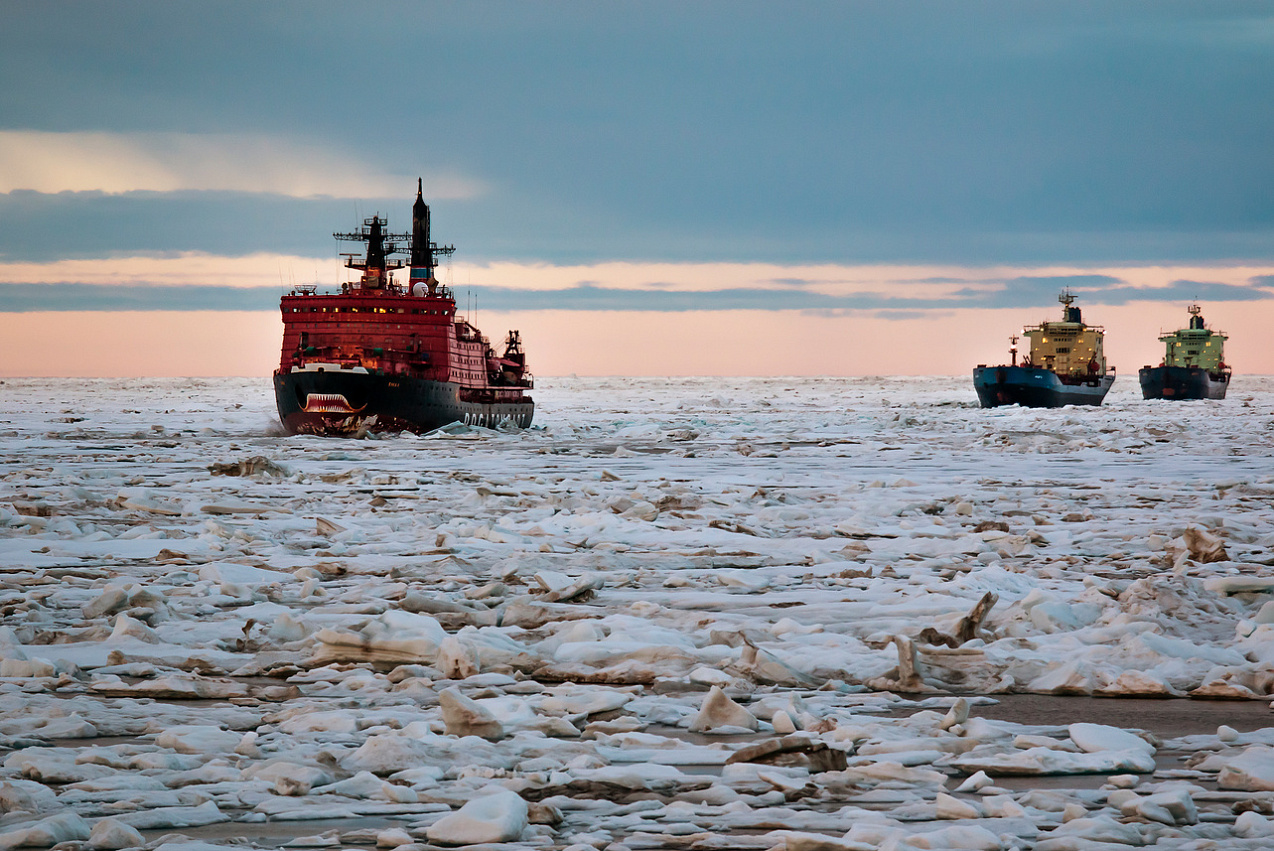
[411,178,432,280]
[365,215,386,286]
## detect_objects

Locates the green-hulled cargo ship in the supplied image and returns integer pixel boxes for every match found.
[1139,304,1230,400]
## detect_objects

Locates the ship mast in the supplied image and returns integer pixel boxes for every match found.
[334,215,409,290]
[1188,302,1205,330]
[1058,289,1082,324]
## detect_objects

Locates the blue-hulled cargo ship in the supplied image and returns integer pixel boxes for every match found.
[974,292,1115,408]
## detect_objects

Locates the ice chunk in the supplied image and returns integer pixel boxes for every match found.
[341,734,437,775]
[1236,810,1274,837]
[113,800,229,829]
[906,824,1001,849]
[439,688,505,739]
[940,697,970,730]
[155,725,243,755]
[374,828,415,848]
[199,561,289,584]
[0,779,59,814]
[1068,723,1154,754]
[688,685,759,733]
[312,610,446,664]
[86,818,145,850]
[321,771,418,802]
[1182,526,1228,563]
[0,812,90,849]
[1120,788,1197,825]
[954,770,993,793]
[1038,816,1145,847]
[933,791,981,819]
[1217,745,1274,791]
[425,786,528,845]
[952,746,1155,775]
[242,761,333,796]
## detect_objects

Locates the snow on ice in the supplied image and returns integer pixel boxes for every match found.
[1,375,1274,848]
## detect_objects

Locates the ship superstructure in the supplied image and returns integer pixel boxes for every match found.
[973,292,1116,408]
[273,180,534,435]
[1139,304,1230,400]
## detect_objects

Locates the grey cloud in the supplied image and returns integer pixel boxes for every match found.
[2,4,1274,267]
[8,279,1271,314]
[0,284,281,312]
[1096,280,1274,304]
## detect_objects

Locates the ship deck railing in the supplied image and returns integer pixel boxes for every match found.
[288,284,457,300]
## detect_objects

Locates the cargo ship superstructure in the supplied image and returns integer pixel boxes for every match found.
[1139,304,1230,400]
[273,181,534,435]
[973,292,1115,408]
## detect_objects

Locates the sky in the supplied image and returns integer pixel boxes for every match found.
[1,1,1272,377]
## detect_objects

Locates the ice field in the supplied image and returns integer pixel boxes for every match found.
[2,375,1274,849]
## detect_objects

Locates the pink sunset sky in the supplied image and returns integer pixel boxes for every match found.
[0,257,1268,378]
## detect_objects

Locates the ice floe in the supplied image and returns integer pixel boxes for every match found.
[1,376,1274,848]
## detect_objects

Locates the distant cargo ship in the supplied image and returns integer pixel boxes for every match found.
[1139,304,1230,400]
[973,292,1115,408]
[273,181,535,435]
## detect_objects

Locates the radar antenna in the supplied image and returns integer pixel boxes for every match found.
[333,214,409,288]
[1058,289,1082,323]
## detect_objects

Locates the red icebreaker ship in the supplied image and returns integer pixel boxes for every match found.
[273,180,534,435]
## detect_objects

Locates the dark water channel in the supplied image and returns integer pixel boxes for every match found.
[965,694,1272,739]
